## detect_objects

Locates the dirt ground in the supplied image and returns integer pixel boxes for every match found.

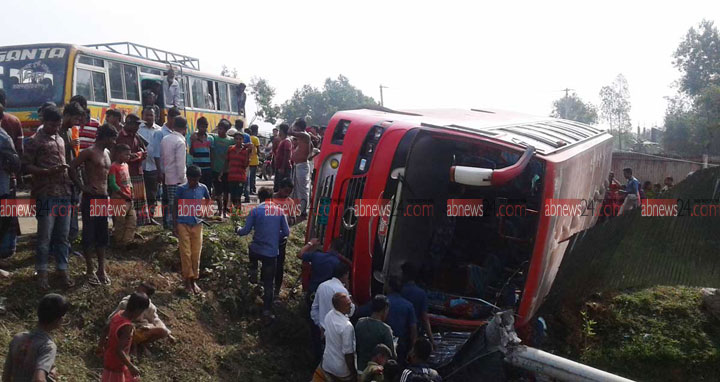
[0,215,316,381]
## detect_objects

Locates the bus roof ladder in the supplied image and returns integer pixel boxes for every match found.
[84,42,200,71]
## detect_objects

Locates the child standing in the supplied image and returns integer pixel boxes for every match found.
[101,292,149,382]
[225,131,251,215]
[175,165,211,294]
[109,144,136,248]
[2,294,69,382]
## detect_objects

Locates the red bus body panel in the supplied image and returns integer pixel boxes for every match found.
[307,108,613,329]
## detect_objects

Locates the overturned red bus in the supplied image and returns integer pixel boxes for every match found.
[305,108,613,332]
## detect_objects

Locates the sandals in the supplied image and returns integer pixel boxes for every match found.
[87,273,101,286]
[37,271,50,290]
[97,272,111,286]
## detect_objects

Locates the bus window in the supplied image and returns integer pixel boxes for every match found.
[216,82,230,111]
[140,67,162,75]
[229,84,239,113]
[78,56,104,67]
[190,77,208,109]
[76,68,108,103]
[124,66,139,100]
[206,80,216,110]
[0,51,67,108]
[108,62,139,101]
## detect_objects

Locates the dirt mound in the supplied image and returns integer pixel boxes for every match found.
[0,220,315,381]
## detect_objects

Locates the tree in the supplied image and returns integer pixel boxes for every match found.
[249,77,280,124]
[673,20,720,97]
[220,65,238,78]
[550,93,598,124]
[663,21,720,157]
[599,74,632,150]
[280,75,377,126]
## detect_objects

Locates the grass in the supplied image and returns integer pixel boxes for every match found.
[543,286,720,382]
[0,219,315,382]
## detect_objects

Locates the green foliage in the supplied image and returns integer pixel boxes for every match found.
[249,77,281,124]
[580,310,597,339]
[280,75,377,126]
[550,93,598,124]
[566,287,720,382]
[673,20,720,97]
[663,20,720,157]
[663,85,720,156]
[0,221,314,381]
[599,74,632,150]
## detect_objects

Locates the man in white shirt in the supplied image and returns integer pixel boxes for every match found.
[139,107,162,225]
[163,68,183,108]
[322,292,358,381]
[157,107,181,229]
[161,116,188,231]
[311,262,354,329]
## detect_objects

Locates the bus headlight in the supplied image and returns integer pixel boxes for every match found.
[330,158,340,169]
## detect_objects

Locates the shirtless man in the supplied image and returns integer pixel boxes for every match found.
[288,118,312,216]
[69,125,118,285]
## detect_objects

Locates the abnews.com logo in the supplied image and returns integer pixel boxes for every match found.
[447,199,484,217]
[640,199,678,217]
[89,199,129,217]
[351,198,484,217]
[0,199,36,217]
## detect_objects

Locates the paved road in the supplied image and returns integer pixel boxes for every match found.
[16,179,275,235]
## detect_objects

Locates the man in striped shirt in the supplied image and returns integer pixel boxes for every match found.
[189,117,213,195]
[78,109,101,152]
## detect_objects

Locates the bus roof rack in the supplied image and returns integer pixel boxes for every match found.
[84,42,200,71]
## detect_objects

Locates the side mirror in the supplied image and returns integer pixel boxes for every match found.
[450,146,535,187]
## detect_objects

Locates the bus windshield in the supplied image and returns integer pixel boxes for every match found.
[0,45,68,109]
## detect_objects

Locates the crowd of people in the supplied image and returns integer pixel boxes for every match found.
[0,83,441,381]
[599,167,675,220]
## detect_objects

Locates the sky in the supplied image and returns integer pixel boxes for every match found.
[2,0,718,134]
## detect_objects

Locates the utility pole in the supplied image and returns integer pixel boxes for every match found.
[559,88,574,119]
[379,84,389,107]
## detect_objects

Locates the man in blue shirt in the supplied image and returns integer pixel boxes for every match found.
[298,237,350,296]
[236,187,290,322]
[401,262,436,351]
[619,167,640,215]
[386,276,417,365]
[175,165,211,294]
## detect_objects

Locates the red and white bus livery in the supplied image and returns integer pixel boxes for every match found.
[306,108,613,332]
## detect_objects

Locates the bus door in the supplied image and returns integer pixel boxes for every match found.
[139,68,164,124]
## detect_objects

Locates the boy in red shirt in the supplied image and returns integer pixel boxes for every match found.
[109,144,136,248]
[224,132,251,215]
[101,292,150,382]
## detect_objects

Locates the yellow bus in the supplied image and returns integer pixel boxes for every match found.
[0,42,246,136]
